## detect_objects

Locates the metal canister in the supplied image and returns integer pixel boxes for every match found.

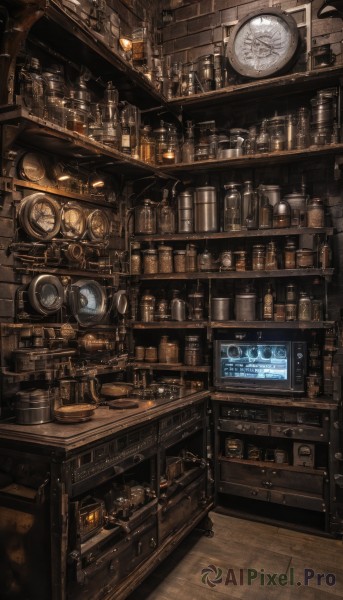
[284,239,297,269]
[274,303,286,322]
[185,244,197,272]
[307,197,325,228]
[211,297,231,321]
[194,186,218,232]
[184,335,202,366]
[159,336,179,364]
[319,242,330,268]
[130,242,141,275]
[286,284,297,302]
[135,346,145,360]
[144,346,158,362]
[173,249,186,272]
[235,293,256,321]
[218,250,234,271]
[177,190,194,233]
[171,297,186,321]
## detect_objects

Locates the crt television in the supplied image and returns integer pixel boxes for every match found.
[213,340,306,394]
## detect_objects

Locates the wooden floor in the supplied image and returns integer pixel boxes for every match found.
[128,512,343,600]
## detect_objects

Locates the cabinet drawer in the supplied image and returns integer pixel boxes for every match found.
[220,460,324,496]
[270,424,329,442]
[218,419,269,436]
[158,473,206,542]
[218,481,326,512]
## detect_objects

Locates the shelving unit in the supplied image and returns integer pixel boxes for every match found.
[138,269,334,280]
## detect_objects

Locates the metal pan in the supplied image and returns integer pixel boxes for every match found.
[54,403,95,422]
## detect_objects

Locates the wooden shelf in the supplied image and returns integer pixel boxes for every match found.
[138,268,334,281]
[12,179,111,208]
[132,362,211,372]
[131,321,334,330]
[32,1,163,110]
[166,66,343,115]
[132,227,334,243]
[219,456,325,477]
[131,321,207,329]
[0,107,161,177]
[211,392,337,410]
[159,144,343,174]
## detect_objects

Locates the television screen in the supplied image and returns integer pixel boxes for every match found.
[220,343,288,381]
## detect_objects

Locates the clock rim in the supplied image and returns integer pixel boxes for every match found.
[227,7,300,79]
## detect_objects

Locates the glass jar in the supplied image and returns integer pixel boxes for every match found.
[158,245,173,273]
[252,244,265,271]
[285,303,297,321]
[156,297,169,321]
[285,113,297,150]
[273,198,291,228]
[258,190,273,229]
[143,249,158,274]
[159,336,179,364]
[19,57,45,118]
[274,303,286,322]
[135,346,145,361]
[242,181,258,230]
[296,249,314,268]
[173,249,186,272]
[269,116,286,152]
[284,239,297,269]
[286,284,297,303]
[265,241,278,270]
[157,198,176,234]
[140,292,155,322]
[234,250,248,271]
[218,250,234,271]
[296,107,310,149]
[139,125,155,164]
[229,128,249,156]
[185,243,197,272]
[244,126,257,155]
[197,249,214,271]
[134,199,156,234]
[188,292,204,321]
[312,299,322,322]
[307,197,325,228]
[154,122,168,165]
[184,335,202,366]
[130,243,141,275]
[223,183,242,231]
[298,292,312,321]
[256,119,270,153]
[145,347,158,362]
[198,54,215,92]
[162,124,180,164]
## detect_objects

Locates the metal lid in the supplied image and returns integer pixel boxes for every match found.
[143,249,157,255]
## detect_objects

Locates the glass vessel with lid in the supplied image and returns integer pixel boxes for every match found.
[139,125,155,164]
[134,199,156,234]
[154,121,168,165]
[242,181,258,229]
[269,116,286,151]
[223,182,242,231]
[256,119,270,153]
[157,195,176,234]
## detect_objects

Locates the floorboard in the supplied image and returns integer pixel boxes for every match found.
[127,512,343,600]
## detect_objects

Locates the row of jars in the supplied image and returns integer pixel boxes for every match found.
[133,187,326,236]
[262,285,323,323]
[134,335,203,366]
[131,239,330,276]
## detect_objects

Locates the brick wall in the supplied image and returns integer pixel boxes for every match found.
[160,0,343,66]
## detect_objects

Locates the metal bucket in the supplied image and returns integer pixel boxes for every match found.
[235,293,256,321]
[194,186,217,232]
[211,297,232,321]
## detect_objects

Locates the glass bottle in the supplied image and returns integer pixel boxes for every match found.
[139,125,155,164]
[242,181,258,229]
[258,188,273,229]
[182,120,195,163]
[102,81,120,149]
[195,121,210,161]
[296,107,310,149]
[154,121,168,165]
[223,182,242,231]
[256,119,270,153]
[273,198,291,228]
[263,285,274,320]
[162,124,180,164]
[19,57,45,118]
[265,241,278,270]
[157,194,176,234]
[134,199,156,234]
[286,113,297,150]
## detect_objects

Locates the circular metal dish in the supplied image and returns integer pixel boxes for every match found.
[101,383,133,399]
[54,403,95,422]
[107,399,139,409]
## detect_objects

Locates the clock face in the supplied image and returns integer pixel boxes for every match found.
[87,209,110,241]
[28,274,64,315]
[19,193,61,240]
[61,202,86,239]
[70,279,107,325]
[228,9,299,79]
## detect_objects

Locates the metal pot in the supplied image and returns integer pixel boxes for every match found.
[16,389,52,424]
[194,186,217,232]
[171,297,186,321]
[211,297,232,321]
[235,293,256,321]
[262,185,281,207]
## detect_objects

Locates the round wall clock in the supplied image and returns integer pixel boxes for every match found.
[19,193,61,240]
[227,8,300,79]
[18,152,46,182]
